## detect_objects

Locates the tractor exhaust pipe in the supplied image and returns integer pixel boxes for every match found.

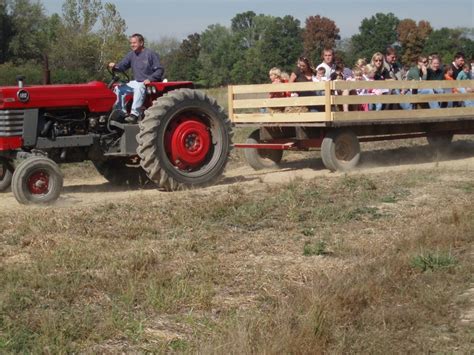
[16,75,25,88]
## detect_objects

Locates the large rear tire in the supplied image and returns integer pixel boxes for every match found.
[0,158,13,192]
[93,158,150,187]
[321,129,360,172]
[137,89,232,190]
[244,129,283,170]
[11,156,63,205]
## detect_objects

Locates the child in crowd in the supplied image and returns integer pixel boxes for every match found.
[269,67,283,84]
[442,64,457,108]
[312,67,327,82]
[364,64,388,110]
[444,65,457,92]
[312,67,327,97]
[269,67,287,98]
[455,64,474,107]
[343,67,369,112]
[281,71,290,82]
[355,58,367,71]
[456,63,472,80]
[268,67,288,113]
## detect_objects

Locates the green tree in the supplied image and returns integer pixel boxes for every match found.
[166,33,202,82]
[231,10,259,49]
[198,24,235,86]
[148,36,180,58]
[351,12,400,61]
[61,0,102,33]
[97,2,128,76]
[258,15,303,78]
[8,0,49,63]
[48,0,129,83]
[0,0,13,63]
[302,15,340,65]
[48,0,102,78]
[424,27,474,65]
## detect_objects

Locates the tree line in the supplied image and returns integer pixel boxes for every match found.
[0,1,472,87]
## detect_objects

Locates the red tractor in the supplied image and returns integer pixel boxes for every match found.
[0,71,232,204]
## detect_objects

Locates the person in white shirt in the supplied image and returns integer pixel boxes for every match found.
[316,48,335,80]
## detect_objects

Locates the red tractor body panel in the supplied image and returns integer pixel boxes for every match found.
[0,80,194,112]
[0,81,116,112]
[0,136,23,150]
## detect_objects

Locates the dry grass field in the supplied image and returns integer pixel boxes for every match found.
[0,88,473,353]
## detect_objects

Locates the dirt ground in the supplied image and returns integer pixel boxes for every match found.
[1,138,474,212]
[1,137,473,352]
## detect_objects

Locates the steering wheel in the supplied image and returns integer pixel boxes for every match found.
[107,66,130,89]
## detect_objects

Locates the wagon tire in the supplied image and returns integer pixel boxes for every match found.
[321,129,360,172]
[0,158,13,192]
[137,88,232,190]
[12,156,63,205]
[244,129,283,170]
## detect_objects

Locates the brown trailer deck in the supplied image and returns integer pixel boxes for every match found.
[228,80,474,171]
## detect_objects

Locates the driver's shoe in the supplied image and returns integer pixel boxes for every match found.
[124,114,139,124]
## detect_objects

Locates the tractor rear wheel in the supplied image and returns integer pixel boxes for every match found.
[93,158,150,187]
[12,156,63,205]
[244,129,283,170]
[137,89,232,190]
[321,129,360,172]
[0,158,13,192]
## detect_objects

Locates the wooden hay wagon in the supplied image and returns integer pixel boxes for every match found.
[228,79,474,171]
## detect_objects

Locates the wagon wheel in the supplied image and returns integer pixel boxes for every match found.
[11,156,63,205]
[137,88,233,190]
[0,158,14,192]
[244,129,283,170]
[321,129,361,172]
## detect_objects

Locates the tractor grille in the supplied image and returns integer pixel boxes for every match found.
[0,110,24,137]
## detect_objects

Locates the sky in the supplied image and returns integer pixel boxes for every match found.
[41,0,474,41]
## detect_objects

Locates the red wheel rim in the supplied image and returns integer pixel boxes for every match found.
[27,170,50,195]
[166,116,211,170]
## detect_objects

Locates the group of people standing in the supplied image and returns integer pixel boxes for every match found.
[269,47,473,111]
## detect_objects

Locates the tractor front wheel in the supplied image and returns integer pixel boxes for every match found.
[11,156,63,205]
[0,158,14,192]
[137,89,232,190]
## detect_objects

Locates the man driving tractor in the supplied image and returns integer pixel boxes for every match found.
[108,33,164,123]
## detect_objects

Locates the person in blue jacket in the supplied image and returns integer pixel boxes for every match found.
[109,33,164,123]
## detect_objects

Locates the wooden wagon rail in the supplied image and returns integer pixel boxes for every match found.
[228,80,474,125]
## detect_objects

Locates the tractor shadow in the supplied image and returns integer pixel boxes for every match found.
[61,181,158,194]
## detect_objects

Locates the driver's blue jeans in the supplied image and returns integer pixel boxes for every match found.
[114,80,146,116]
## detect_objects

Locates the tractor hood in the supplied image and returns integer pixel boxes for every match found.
[0,81,117,112]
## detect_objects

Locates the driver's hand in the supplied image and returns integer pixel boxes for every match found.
[144,79,151,85]
[108,62,116,70]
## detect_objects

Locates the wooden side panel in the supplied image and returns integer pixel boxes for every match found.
[228,80,474,125]
[227,85,234,121]
[232,111,328,123]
